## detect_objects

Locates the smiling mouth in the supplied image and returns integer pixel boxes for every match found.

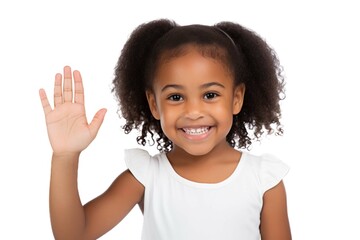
[182,127,211,135]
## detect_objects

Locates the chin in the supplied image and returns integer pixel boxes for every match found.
[177,144,216,157]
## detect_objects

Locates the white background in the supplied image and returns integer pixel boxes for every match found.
[1,0,359,239]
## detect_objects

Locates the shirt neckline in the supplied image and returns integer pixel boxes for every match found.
[160,151,246,189]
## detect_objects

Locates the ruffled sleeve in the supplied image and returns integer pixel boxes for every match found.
[258,154,290,194]
[124,148,152,187]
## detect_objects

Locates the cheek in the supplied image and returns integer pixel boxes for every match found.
[211,100,234,126]
[158,105,177,129]
[213,98,234,115]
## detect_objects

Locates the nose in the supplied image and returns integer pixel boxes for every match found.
[184,99,204,120]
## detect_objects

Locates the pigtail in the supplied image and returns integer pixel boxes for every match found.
[215,22,285,148]
[112,19,177,148]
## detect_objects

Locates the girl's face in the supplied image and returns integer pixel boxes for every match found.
[146,46,245,156]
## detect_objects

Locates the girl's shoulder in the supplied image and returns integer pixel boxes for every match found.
[124,148,154,185]
[242,151,290,194]
[124,148,165,187]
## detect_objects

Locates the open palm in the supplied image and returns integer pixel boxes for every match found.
[39,66,106,154]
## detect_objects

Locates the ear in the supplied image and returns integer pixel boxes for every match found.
[146,90,160,120]
[232,84,245,115]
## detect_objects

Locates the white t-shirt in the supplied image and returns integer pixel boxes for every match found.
[124,148,289,240]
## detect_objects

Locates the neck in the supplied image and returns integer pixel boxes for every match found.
[167,140,238,166]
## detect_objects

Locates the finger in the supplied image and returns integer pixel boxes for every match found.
[39,89,52,115]
[54,73,63,107]
[63,66,73,102]
[73,70,84,104]
[89,108,107,138]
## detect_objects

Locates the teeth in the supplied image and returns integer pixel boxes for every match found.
[183,127,210,135]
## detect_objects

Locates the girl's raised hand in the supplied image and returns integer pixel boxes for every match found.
[39,66,107,155]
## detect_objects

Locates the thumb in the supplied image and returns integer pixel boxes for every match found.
[89,108,107,138]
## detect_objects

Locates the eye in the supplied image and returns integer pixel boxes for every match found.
[168,94,183,101]
[204,92,219,100]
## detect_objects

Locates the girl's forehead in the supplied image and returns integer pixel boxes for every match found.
[153,48,234,88]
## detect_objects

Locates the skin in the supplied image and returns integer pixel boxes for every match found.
[40,46,291,239]
[40,67,144,239]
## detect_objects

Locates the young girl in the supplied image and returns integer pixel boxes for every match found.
[39,19,291,239]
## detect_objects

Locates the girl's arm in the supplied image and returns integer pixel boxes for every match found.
[40,66,144,239]
[260,181,292,240]
[49,155,144,240]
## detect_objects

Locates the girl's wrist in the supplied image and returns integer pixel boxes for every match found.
[52,151,81,162]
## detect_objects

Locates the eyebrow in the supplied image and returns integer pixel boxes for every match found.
[161,82,225,92]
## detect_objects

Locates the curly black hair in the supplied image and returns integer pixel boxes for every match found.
[112,19,285,151]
